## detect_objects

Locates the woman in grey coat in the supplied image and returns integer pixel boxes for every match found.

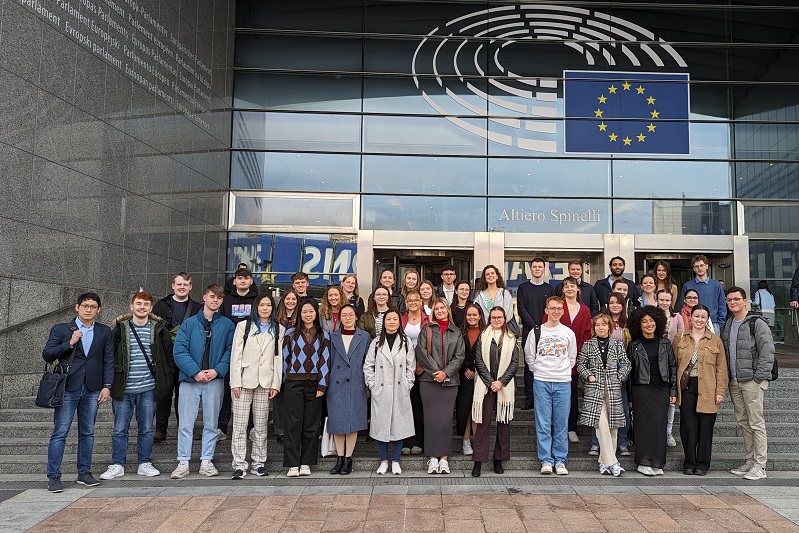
[577,313,631,477]
[326,305,370,475]
[416,300,466,474]
[364,309,416,475]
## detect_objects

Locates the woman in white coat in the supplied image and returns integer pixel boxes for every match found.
[363,309,416,475]
[229,293,284,479]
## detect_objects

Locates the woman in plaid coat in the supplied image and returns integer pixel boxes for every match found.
[577,313,631,477]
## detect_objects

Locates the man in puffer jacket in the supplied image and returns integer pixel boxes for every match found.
[720,286,775,482]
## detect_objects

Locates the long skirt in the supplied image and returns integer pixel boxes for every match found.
[630,380,669,469]
[420,382,458,457]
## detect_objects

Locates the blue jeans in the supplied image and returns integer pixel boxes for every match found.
[533,380,570,465]
[177,380,224,461]
[377,440,403,462]
[47,385,100,479]
[591,385,630,449]
[111,389,155,466]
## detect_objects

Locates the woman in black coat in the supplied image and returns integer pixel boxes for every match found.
[457,303,485,456]
[626,306,677,476]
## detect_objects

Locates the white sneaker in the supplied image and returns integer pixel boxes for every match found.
[170,461,190,479]
[540,463,553,475]
[637,465,656,476]
[299,465,311,476]
[462,440,473,455]
[744,466,767,481]
[376,461,389,475]
[555,463,569,475]
[286,467,300,477]
[610,463,625,477]
[666,434,677,447]
[598,463,609,475]
[137,462,160,477]
[199,460,219,477]
[216,429,227,441]
[427,458,439,474]
[392,462,402,475]
[588,445,600,456]
[731,462,755,476]
[438,459,450,474]
[99,464,124,480]
[568,431,580,443]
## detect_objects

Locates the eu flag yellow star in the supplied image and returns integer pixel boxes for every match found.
[637,133,646,142]
[623,136,632,145]
[598,95,607,104]
[594,108,603,118]
[608,85,617,94]
[636,85,645,94]
[647,123,656,132]
[598,122,607,131]
[609,133,618,142]
[647,96,656,105]
[650,110,660,119]
[622,81,631,91]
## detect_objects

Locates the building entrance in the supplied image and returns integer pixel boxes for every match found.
[374,250,472,289]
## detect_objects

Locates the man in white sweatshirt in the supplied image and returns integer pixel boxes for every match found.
[524,296,577,476]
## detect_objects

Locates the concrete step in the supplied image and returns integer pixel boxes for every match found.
[4,451,797,475]
[3,434,795,456]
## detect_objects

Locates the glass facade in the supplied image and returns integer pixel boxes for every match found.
[230,1,799,297]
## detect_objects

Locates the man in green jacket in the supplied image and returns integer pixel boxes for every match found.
[99,291,174,479]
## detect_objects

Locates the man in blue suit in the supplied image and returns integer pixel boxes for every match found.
[43,292,115,493]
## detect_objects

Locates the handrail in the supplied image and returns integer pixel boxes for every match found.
[0,305,75,336]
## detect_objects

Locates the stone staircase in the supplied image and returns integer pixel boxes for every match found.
[1,369,797,475]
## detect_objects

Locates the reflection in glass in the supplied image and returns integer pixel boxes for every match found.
[233,196,354,228]
[362,195,485,231]
[613,199,733,235]
[363,115,487,155]
[488,198,610,234]
[362,155,485,194]
[613,160,730,199]
[489,159,610,197]
[744,205,799,234]
[232,112,362,152]
[363,77,488,115]
[231,152,360,193]
[235,34,362,72]
[234,72,362,112]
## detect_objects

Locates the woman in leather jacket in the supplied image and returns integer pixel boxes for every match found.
[627,306,677,476]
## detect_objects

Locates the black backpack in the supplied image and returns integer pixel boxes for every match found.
[746,315,778,381]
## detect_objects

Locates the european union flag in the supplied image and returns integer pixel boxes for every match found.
[564,71,690,154]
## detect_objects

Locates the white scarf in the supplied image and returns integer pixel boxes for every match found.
[472,329,515,424]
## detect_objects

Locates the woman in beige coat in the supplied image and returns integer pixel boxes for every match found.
[229,293,284,479]
[674,304,728,475]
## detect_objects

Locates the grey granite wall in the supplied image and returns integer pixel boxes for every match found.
[0,0,235,405]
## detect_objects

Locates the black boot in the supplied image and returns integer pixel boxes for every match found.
[330,456,344,475]
[471,462,481,477]
[340,457,353,475]
[494,460,504,474]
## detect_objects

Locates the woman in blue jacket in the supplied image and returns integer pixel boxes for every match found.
[326,304,370,475]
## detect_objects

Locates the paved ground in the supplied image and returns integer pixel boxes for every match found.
[2,471,798,533]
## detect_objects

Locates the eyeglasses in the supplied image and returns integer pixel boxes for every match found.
[490,316,504,321]
[726,297,744,303]
[79,304,99,310]
[684,296,698,300]
[546,307,564,312]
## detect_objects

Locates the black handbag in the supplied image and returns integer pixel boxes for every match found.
[35,327,78,408]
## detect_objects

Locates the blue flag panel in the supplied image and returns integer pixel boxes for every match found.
[564,71,690,154]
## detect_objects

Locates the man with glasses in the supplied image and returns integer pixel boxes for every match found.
[435,266,458,304]
[43,293,115,493]
[680,255,727,332]
[720,286,775,481]
[524,296,577,476]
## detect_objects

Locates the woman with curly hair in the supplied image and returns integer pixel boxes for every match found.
[320,285,346,333]
[626,306,677,476]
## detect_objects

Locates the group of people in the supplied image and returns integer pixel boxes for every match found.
[41,255,777,492]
